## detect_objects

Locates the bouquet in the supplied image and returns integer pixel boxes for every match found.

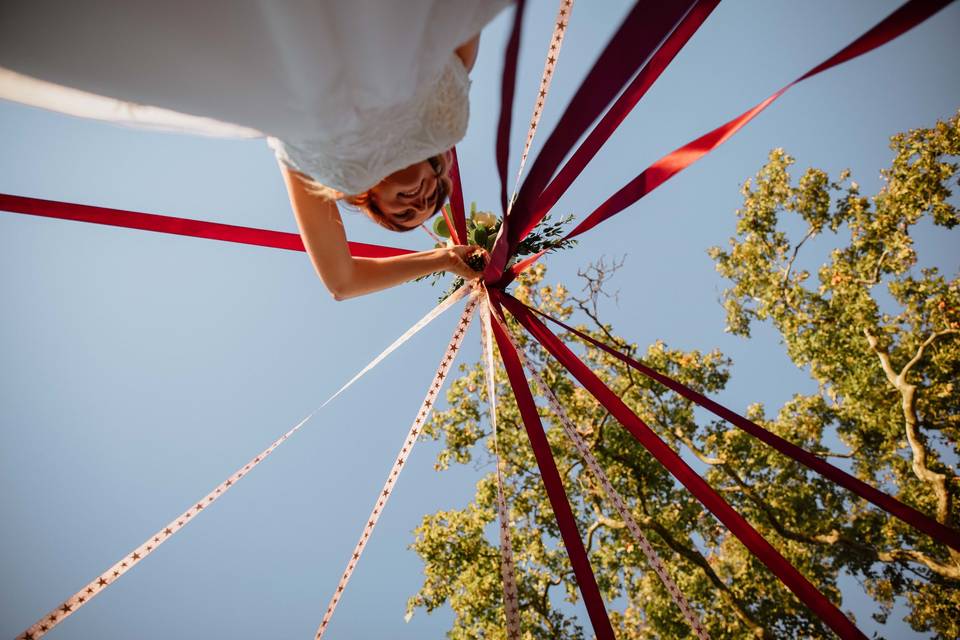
[423,202,576,301]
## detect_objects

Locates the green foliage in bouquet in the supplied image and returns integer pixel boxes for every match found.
[421,202,577,301]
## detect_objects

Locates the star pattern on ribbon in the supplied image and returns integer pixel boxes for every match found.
[9,2,957,638]
[510,0,574,212]
[315,293,479,638]
[479,292,523,637]
[491,309,709,639]
[16,286,474,640]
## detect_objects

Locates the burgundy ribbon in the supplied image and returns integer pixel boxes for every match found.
[523,302,960,552]
[498,291,867,640]
[489,297,616,639]
[506,0,699,249]
[532,0,719,227]
[491,305,709,638]
[0,193,414,257]
[561,0,955,242]
[483,0,528,283]
[448,147,469,244]
[496,0,526,217]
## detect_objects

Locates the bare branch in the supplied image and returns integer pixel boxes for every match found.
[781,227,817,294]
[863,327,958,560]
[862,328,899,385]
[600,448,768,637]
[721,461,960,580]
[572,256,633,353]
[877,549,960,580]
[673,427,726,466]
[854,248,890,286]
[899,328,958,382]
[585,518,604,553]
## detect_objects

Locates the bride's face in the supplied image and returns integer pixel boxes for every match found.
[369,150,453,230]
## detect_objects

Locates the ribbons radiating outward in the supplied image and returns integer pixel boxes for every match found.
[495,0,526,218]
[505,0,701,252]
[10,1,957,637]
[15,285,472,640]
[559,0,954,243]
[489,295,618,639]
[479,293,522,637]
[501,0,955,284]
[498,291,868,640]
[316,293,479,637]
[490,305,709,639]
[482,0,528,283]
[522,301,960,553]
[0,193,414,257]
[533,0,719,225]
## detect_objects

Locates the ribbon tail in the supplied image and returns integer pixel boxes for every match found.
[490,305,710,639]
[315,296,480,637]
[498,291,867,640]
[479,291,522,637]
[488,294,617,640]
[522,301,960,553]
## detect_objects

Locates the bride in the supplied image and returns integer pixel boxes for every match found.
[0,0,513,299]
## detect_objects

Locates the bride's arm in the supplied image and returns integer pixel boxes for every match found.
[280,164,478,301]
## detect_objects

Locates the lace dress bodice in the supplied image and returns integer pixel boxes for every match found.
[268,55,470,195]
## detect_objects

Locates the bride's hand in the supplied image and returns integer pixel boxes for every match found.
[445,245,489,280]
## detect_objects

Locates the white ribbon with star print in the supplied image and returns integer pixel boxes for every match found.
[315,293,479,638]
[16,284,475,640]
[509,0,574,211]
[491,310,710,640]
[480,292,523,637]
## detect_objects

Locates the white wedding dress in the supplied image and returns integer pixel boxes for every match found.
[0,0,512,194]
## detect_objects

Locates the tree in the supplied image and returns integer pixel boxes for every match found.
[405,111,960,638]
[709,110,959,637]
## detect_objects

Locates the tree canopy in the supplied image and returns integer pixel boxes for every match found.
[407,111,959,638]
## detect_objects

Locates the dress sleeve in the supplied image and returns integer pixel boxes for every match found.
[0,66,263,139]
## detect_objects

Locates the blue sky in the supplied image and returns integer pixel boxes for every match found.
[2,1,958,638]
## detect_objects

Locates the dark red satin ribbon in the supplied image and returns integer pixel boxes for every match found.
[488,297,616,640]
[506,0,699,250]
[496,0,526,217]
[498,291,867,640]
[448,147,468,245]
[483,0,527,283]
[532,0,719,229]
[561,0,954,242]
[523,301,960,552]
[0,193,414,257]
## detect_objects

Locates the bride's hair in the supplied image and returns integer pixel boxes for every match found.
[300,155,448,232]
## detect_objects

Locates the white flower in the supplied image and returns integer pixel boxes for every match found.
[472,210,498,228]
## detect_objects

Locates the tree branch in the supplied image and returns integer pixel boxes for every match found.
[863,328,958,563]
[781,227,817,294]
[600,449,768,637]
[674,428,726,466]
[721,461,960,580]
[899,329,958,382]
[854,248,890,286]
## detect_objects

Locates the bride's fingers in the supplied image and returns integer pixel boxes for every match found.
[449,255,480,280]
[446,245,490,279]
